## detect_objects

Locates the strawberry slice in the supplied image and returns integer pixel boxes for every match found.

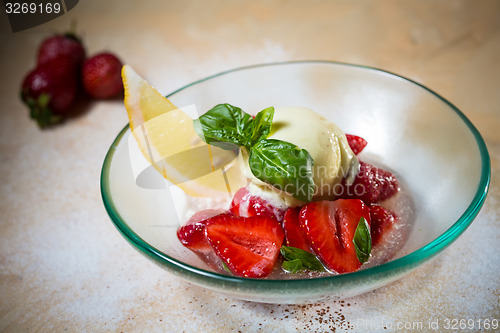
[299,199,371,273]
[229,187,249,215]
[346,134,367,155]
[176,209,224,253]
[204,214,285,278]
[370,205,397,246]
[229,186,286,221]
[282,207,310,251]
[340,160,399,204]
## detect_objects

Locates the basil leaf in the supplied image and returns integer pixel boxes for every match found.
[245,106,274,146]
[353,217,371,263]
[249,139,315,202]
[194,103,253,147]
[282,258,303,273]
[194,103,317,202]
[280,246,325,272]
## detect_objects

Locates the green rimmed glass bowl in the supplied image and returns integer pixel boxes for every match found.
[101,61,490,304]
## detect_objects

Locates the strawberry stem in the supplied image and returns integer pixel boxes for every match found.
[64,20,81,43]
[21,92,63,128]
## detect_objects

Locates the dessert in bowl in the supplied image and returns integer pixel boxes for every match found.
[101,61,489,304]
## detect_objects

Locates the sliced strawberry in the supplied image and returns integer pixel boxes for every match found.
[299,199,371,274]
[229,187,248,215]
[204,214,285,278]
[229,186,286,221]
[176,209,224,253]
[346,134,367,155]
[370,205,397,246]
[340,160,399,204]
[282,207,310,251]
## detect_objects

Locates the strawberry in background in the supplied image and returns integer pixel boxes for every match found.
[21,31,86,128]
[21,56,79,128]
[37,32,86,68]
[20,27,124,128]
[82,52,124,99]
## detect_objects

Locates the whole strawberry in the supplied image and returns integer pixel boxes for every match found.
[37,33,86,68]
[82,53,123,99]
[21,56,78,128]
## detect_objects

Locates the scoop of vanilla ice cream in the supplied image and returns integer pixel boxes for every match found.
[242,106,359,205]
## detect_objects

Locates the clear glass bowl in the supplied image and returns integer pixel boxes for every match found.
[101,61,490,304]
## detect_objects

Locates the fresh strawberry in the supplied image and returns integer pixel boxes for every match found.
[82,52,124,99]
[282,207,310,251]
[204,214,285,278]
[176,209,224,253]
[229,187,248,215]
[37,33,86,68]
[299,199,371,273]
[340,160,399,204]
[370,205,397,246]
[346,134,367,155]
[21,56,78,128]
[229,186,286,221]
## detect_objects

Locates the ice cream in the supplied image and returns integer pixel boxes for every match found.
[242,106,359,206]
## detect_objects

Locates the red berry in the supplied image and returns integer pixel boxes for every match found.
[370,205,397,246]
[176,209,224,253]
[299,199,371,273]
[82,52,124,99]
[204,214,285,278]
[229,187,247,215]
[37,33,86,68]
[340,160,400,204]
[346,134,367,155]
[21,56,78,128]
[282,207,310,251]
[229,186,286,221]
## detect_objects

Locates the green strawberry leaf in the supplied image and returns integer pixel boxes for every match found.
[280,246,325,273]
[21,92,63,129]
[353,217,371,263]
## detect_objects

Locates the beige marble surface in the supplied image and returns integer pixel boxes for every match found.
[1,1,499,332]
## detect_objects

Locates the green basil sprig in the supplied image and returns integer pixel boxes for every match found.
[353,217,371,263]
[280,246,325,273]
[194,103,315,202]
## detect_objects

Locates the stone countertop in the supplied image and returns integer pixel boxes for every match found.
[1,1,499,332]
